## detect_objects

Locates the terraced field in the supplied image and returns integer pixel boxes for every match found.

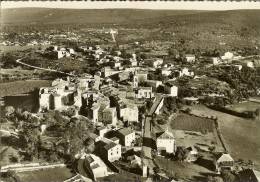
[170,113,215,133]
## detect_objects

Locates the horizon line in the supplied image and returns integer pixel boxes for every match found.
[2,1,260,11]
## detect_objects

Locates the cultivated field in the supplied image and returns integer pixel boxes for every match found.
[155,156,215,181]
[188,104,260,170]
[170,113,215,133]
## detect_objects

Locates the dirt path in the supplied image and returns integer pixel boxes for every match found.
[16,58,76,77]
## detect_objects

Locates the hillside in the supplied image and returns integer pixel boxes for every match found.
[0,8,204,25]
[1,8,260,50]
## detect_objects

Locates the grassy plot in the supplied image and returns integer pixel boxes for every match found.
[16,167,75,182]
[99,170,145,182]
[227,101,260,113]
[0,80,51,97]
[167,113,224,153]
[155,156,214,182]
[189,105,260,170]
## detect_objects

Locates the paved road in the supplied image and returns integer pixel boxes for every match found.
[142,95,164,175]
[16,58,76,77]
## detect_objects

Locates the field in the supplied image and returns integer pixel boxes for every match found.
[0,45,49,53]
[170,113,215,133]
[0,146,20,166]
[16,167,75,182]
[227,101,260,113]
[188,104,260,170]
[0,80,51,97]
[155,156,215,182]
[167,113,224,152]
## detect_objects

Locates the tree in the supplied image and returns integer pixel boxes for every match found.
[175,146,189,161]
[3,170,15,178]
[85,137,95,153]
[4,106,15,117]
[255,108,260,120]
[157,118,167,125]
[48,152,58,162]
[156,85,165,93]
[153,167,160,174]
[221,170,237,182]
[185,108,192,114]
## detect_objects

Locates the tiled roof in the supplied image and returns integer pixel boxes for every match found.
[217,153,234,162]
[157,130,174,140]
[118,128,133,136]
[104,142,117,150]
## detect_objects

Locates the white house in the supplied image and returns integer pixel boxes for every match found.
[164,83,178,97]
[156,129,176,155]
[120,105,139,123]
[129,58,138,67]
[84,154,108,180]
[185,54,196,63]
[215,153,234,173]
[39,88,51,111]
[152,59,163,68]
[211,57,221,65]
[234,65,243,71]
[90,104,100,123]
[221,52,234,60]
[113,61,121,69]
[117,128,135,147]
[246,61,254,68]
[103,141,122,162]
[161,68,172,76]
[49,47,75,59]
[135,87,154,99]
[179,68,194,77]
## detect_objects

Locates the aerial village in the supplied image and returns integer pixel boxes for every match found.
[1,26,260,182]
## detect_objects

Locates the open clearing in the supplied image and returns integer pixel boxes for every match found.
[16,166,75,182]
[188,104,260,170]
[0,80,51,97]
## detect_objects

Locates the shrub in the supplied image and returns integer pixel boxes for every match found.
[157,118,167,125]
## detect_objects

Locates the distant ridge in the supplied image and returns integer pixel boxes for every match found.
[0,8,207,25]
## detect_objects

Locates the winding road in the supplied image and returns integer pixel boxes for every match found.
[16,58,76,77]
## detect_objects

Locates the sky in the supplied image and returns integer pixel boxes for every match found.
[1,1,260,10]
